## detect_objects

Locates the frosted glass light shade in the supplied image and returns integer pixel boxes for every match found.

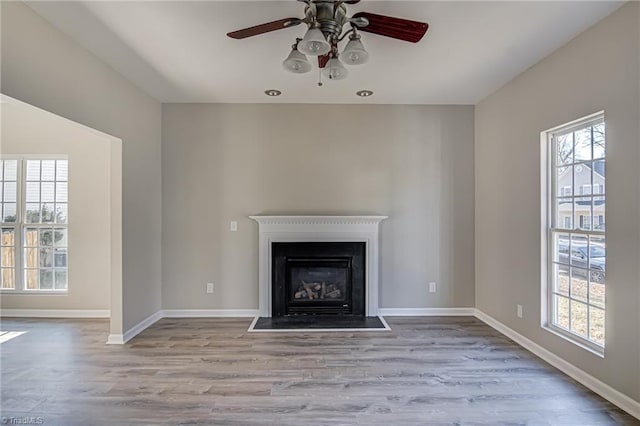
[342,36,369,65]
[322,57,348,80]
[298,27,331,56]
[282,48,312,74]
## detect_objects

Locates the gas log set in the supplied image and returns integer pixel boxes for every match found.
[293,281,343,300]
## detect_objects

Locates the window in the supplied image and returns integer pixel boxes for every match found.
[592,184,603,195]
[580,184,591,195]
[0,157,68,292]
[546,113,605,351]
[579,215,591,230]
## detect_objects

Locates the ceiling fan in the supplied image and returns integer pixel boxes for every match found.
[227,0,428,83]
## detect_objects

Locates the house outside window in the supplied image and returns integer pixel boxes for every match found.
[0,157,68,292]
[545,112,605,352]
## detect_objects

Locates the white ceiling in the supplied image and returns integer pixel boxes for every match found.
[26,1,622,104]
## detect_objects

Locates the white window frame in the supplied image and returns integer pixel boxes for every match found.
[0,155,69,294]
[1,156,22,291]
[542,111,605,355]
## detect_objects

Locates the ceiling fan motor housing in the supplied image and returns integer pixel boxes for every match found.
[305,2,348,42]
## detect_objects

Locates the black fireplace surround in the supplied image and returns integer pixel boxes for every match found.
[271,242,366,317]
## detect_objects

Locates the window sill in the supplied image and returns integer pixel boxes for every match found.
[0,290,68,295]
[543,324,604,358]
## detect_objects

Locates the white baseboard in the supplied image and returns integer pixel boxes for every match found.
[0,309,110,318]
[162,309,259,318]
[106,334,124,345]
[107,310,162,344]
[474,309,640,421]
[120,310,163,344]
[378,307,476,316]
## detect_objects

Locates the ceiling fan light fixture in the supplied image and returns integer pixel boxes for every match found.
[342,33,369,65]
[298,26,331,56]
[322,56,348,81]
[227,4,429,86]
[282,45,312,74]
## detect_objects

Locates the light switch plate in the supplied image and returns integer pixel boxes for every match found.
[429,282,437,293]
[230,221,238,231]
[207,283,214,293]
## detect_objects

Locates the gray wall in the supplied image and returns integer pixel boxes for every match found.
[475,3,639,401]
[1,2,162,333]
[162,104,475,310]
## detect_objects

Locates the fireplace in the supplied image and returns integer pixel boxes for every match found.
[272,242,365,317]
[250,215,387,317]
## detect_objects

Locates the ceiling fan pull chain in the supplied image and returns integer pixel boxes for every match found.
[318,68,323,87]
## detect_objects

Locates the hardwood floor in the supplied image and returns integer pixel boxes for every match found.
[1,316,637,425]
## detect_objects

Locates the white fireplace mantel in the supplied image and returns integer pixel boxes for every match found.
[249,215,388,317]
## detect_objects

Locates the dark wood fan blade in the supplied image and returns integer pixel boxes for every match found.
[344,0,361,4]
[227,18,302,39]
[351,12,428,43]
[318,54,330,69]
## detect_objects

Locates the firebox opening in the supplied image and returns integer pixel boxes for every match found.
[289,260,349,302]
[286,258,352,315]
[272,242,365,317]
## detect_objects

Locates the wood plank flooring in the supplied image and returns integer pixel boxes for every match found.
[1,316,637,425]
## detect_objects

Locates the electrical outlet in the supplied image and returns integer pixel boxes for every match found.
[517,304,523,318]
[230,221,238,232]
[429,282,437,293]
[207,282,214,294]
